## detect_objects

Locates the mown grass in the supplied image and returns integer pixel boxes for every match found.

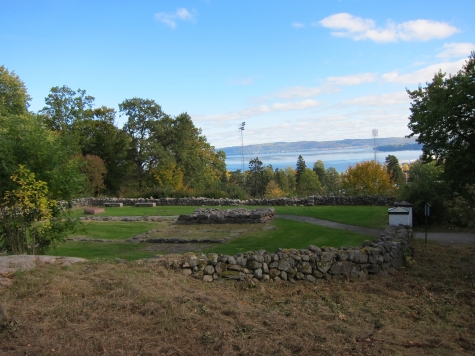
[2,241,475,355]
[70,204,389,229]
[204,219,370,255]
[48,241,157,261]
[273,205,389,229]
[50,218,371,260]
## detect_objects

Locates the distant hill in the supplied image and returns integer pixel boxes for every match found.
[219,137,420,155]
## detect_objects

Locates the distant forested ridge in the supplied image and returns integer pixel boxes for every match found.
[377,142,422,152]
[219,137,420,155]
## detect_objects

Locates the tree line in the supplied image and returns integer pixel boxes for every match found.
[0,69,227,201]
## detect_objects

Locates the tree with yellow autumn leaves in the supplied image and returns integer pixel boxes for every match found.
[341,160,393,196]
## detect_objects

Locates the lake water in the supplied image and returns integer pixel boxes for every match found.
[225,148,422,173]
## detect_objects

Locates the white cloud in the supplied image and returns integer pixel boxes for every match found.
[271,86,325,99]
[319,13,459,43]
[382,59,466,84]
[292,22,305,28]
[326,72,377,85]
[194,99,324,123]
[436,42,475,58]
[154,8,195,29]
[340,91,410,107]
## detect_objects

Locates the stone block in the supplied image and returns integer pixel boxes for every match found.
[84,208,105,214]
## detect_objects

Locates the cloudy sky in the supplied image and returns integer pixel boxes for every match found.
[1,0,474,148]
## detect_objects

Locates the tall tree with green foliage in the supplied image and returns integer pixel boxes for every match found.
[297,168,321,196]
[0,114,83,200]
[402,160,450,223]
[80,107,130,195]
[39,85,94,134]
[0,65,30,117]
[120,98,167,191]
[313,160,326,184]
[407,52,475,190]
[323,167,342,196]
[248,157,264,197]
[385,155,404,185]
[296,155,306,183]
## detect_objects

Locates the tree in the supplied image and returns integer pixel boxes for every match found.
[0,112,84,200]
[296,155,306,183]
[407,52,475,189]
[323,167,342,196]
[385,155,404,185]
[80,107,131,195]
[341,160,393,196]
[313,160,326,183]
[445,184,475,228]
[402,160,450,223]
[248,157,264,197]
[297,168,321,196]
[285,167,297,192]
[265,180,284,198]
[39,85,94,134]
[167,113,224,190]
[274,168,290,193]
[0,65,30,117]
[80,154,107,197]
[120,98,167,191]
[0,166,79,254]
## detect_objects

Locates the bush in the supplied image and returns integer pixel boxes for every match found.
[0,166,80,254]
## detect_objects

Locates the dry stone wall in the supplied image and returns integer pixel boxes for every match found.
[176,208,275,224]
[70,195,396,207]
[148,224,413,283]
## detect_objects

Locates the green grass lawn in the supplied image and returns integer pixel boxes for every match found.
[72,221,163,240]
[273,205,389,229]
[204,218,370,255]
[69,205,389,230]
[52,217,372,260]
[57,204,387,261]
[48,241,158,261]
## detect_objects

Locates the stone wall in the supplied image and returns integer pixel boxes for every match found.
[176,208,275,224]
[69,195,396,207]
[148,224,412,283]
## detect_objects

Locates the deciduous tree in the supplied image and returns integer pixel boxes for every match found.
[297,168,321,196]
[0,65,30,117]
[120,98,167,191]
[341,161,393,196]
[407,52,475,189]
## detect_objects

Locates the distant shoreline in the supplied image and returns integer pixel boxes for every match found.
[218,137,420,155]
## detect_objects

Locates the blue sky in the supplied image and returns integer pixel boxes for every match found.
[1,0,474,148]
